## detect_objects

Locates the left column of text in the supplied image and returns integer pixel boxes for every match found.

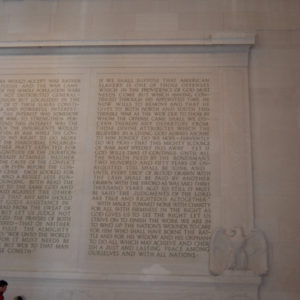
[0,77,81,254]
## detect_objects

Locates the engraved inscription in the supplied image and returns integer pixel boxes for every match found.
[89,75,211,258]
[0,77,80,254]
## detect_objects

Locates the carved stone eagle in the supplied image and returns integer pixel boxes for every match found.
[209,227,268,276]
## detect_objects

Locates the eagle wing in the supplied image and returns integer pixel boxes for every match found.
[245,230,268,275]
[209,228,233,275]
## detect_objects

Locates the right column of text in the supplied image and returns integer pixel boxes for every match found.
[89,75,211,258]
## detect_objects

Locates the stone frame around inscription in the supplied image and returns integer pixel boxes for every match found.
[0,35,258,290]
[77,68,218,275]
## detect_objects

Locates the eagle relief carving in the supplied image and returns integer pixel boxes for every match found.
[209,227,268,276]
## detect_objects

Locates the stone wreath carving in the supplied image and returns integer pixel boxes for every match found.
[209,227,268,276]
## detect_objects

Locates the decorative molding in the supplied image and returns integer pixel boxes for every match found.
[0,271,261,285]
[0,33,255,48]
[0,34,255,55]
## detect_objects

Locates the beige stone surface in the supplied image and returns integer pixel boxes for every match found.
[0,0,299,299]
[136,13,178,31]
[7,15,51,34]
[0,45,255,299]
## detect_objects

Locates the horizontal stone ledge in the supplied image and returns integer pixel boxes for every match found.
[0,33,255,55]
[0,38,255,48]
[0,271,261,286]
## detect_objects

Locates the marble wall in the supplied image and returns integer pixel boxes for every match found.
[0,0,299,299]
